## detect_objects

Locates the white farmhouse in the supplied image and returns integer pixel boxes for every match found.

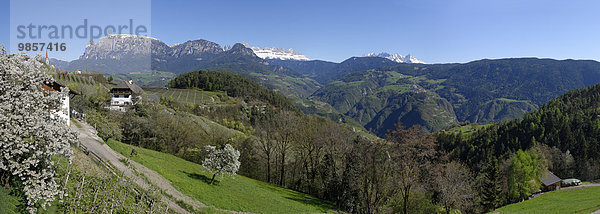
[42,81,78,126]
[109,80,144,111]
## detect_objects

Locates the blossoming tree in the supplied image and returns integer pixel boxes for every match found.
[0,46,77,213]
[202,144,241,185]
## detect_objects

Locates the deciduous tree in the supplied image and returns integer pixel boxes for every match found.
[508,149,544,202]
[202,144,241,185]
[435,161,476,214]
[387,124,437,214]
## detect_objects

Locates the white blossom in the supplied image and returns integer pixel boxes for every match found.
[202,144,240,184]
[0,46,76,213]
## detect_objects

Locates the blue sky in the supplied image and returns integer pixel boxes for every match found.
[4,0,150,60]
[1,0,600,63]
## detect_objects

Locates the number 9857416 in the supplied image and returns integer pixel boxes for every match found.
[18,43,66,52]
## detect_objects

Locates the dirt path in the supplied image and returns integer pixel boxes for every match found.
[72,121,207,214]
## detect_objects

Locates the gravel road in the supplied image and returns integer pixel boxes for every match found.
[72,121,207,214]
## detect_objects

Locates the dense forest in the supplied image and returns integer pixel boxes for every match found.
[437,83,600,210]
[439,83,600,178]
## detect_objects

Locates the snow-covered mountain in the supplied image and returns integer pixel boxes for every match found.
[242,42,309,61]
[364,52,425,64]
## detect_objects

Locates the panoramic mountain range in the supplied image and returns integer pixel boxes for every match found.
[52,35,600,137]
[60,35,320,99]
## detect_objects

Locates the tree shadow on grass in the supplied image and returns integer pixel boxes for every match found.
[180,170,219,185]
[256,182,335,211]
[284,191,336,212]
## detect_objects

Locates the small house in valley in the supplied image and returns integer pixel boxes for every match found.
[109,80,144,112]
[541,171,561,191]
[42,81,78,126]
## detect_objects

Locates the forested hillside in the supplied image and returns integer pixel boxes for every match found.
[436,83,600,211]
[439,83,600,179]
[311,69,457,136]
[311,58,600,136]
[131,70,487,214]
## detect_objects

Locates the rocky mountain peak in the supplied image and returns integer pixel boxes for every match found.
[227,43,259,57]
[169,39,224,58]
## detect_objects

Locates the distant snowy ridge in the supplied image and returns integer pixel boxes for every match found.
[242,42,309,61]
[364,52,425,64]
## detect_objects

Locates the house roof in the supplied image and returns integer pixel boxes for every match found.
[111,80,144,94]
[541,171,561,186]
[42,81,80,95]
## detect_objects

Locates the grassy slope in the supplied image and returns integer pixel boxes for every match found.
[493,186,600,214]
[145,88,228,106]
[0,189,19,214]
[443,123,493,136]
[106,139,335,213]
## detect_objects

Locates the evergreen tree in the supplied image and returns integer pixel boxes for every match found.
[480,157,503,211]
[319,153,340,202]
[339,139,363,212]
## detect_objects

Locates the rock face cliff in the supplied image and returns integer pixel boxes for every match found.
[168,39,224,59]
[81,34,155,60]
[68,35,228,73]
